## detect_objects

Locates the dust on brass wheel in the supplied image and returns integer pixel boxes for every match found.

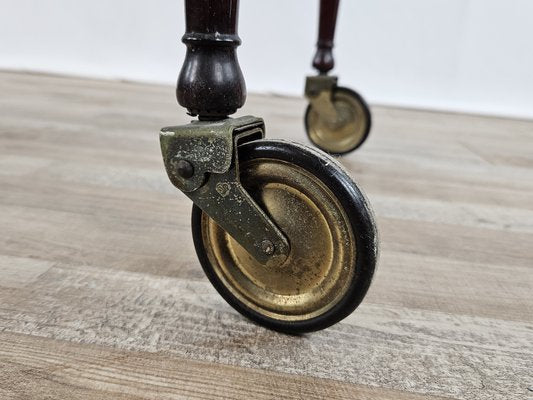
[305,87,371,156]
[192,140,377,333]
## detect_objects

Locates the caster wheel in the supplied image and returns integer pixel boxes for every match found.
[192,139,378,334]
[305,87,371,156]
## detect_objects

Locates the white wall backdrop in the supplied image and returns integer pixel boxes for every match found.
[1,0,532,119]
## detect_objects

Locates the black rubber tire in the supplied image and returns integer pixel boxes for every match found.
[191,139,378,334]
[305,86,372,156]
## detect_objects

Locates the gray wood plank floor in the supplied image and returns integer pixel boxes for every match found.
[0,71,532,400]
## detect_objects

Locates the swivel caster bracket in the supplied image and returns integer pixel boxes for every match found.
[160,116,290,267]
[305,75,340,124]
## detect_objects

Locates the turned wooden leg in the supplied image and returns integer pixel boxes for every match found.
[312,0,340,74]
[177,0,246,120]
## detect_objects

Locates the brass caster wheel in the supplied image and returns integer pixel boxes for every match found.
[192,139,378,334]
[305,87,372,156]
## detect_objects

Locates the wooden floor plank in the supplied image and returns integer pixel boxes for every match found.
[1,71,532,399]
[1,263,531,400]
[0,332,451,400]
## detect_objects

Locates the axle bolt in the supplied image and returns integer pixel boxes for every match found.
[261,240,275,255]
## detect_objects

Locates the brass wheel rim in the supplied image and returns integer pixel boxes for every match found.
[308,90,368,154]
[201,157,357,321]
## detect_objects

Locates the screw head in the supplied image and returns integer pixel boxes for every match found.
[261,240,275,255]
[173,159,194,179]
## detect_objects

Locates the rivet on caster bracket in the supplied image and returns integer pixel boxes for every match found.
[172,158,194,179]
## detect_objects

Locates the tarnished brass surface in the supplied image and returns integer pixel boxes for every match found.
[201,157,357,321]
[307,89,368,154]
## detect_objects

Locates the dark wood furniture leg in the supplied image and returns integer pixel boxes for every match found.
[312,0,340,74]
[177,0,246,120]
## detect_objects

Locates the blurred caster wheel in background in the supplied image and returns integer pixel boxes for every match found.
[305,87,372,156]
